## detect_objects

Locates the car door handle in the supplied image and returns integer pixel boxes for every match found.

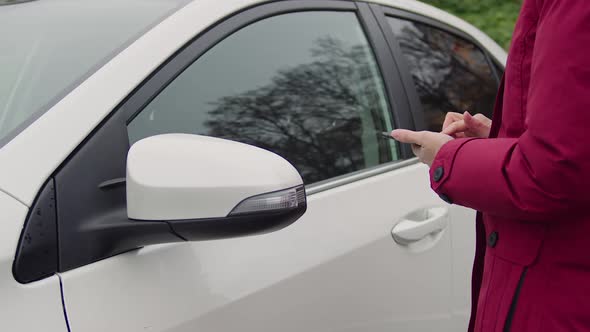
[391,207,448,244]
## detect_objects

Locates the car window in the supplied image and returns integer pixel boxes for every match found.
[387,17,498,132]
[128,11,399,185]
[0,0,191,147]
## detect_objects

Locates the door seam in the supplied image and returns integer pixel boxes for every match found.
[58,274,72,332]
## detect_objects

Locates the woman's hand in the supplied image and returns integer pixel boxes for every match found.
[390,130,453,167]
[442,111,491,138]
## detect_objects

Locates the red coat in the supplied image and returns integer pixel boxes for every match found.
[430,0,590,330]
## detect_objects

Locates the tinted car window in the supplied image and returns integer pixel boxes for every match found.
[388,18,498,132]
[128,12,399,185]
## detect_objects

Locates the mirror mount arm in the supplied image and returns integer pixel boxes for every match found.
[64,210,186,271]
[85,211,185,245]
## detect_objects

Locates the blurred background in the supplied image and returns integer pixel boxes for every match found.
[423,0,522,50]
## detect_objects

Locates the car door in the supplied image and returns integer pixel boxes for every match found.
[368,3,504,330]
[52,1,454,331]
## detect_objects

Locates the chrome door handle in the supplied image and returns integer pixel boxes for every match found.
[391,207,448,244]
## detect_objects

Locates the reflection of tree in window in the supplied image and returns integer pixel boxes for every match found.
[128,12,399,185]
[389,19,497,132]
[205,37,394,184]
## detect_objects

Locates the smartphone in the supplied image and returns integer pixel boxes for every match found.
[380,132,395,140]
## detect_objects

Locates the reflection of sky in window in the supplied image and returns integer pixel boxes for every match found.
[134,12,368,140]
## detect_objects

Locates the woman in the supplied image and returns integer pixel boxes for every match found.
[391,0,590,331]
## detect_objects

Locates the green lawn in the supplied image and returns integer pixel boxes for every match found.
[423,0,522,50]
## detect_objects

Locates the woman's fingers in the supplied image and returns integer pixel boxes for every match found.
[442,112,464,131]
[410,144,422,159]
[441,111,492,138]
[464,112,492,138]
[441,120,467,136]
[391,129,425,146]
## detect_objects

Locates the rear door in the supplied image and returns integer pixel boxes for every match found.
[54,1,455,331]
[369,3,504,329]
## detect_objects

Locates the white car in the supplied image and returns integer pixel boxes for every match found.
[0,0,506,331]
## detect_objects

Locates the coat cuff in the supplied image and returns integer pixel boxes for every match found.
[429,138,481,203]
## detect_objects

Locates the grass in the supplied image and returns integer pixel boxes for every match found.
[422,0,522,50]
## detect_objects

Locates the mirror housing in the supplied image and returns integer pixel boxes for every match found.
[126,134,306,240]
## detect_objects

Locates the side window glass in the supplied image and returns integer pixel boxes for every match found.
[128,12,399,185]
[387,17,498,132]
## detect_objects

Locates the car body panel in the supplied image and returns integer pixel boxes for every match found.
[61,162,457,331]
[0,191,67,331]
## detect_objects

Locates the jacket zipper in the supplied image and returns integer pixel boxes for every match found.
[503,268,528,332]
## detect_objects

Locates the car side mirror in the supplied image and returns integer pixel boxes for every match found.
[14,134,307,283]
[126,134,307,241]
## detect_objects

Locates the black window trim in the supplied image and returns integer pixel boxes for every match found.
[355,1,413,159]
[367,3,425,131]
[370,3,504,132]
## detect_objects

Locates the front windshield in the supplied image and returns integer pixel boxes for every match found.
[0,0,191,146]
